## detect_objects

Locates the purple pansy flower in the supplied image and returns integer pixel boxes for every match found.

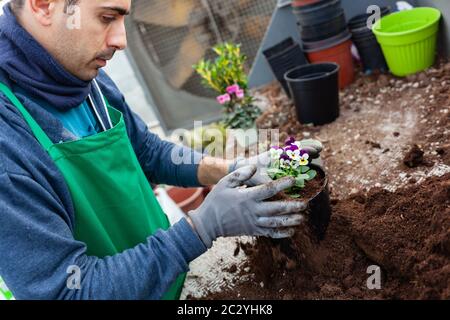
[285,136,295,146]
[300,149,309,156]
[284,144,299,152]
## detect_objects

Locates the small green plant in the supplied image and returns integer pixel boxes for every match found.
[267,137,318,198]
[194,42,261,130]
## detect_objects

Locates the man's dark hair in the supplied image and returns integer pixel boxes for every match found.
[11,0,80,14]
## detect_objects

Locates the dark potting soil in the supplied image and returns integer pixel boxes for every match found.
[403,144,425,168]
[203,173,450,300]
[272,169,326,202]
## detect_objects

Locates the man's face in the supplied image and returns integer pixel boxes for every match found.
[48,0,130,81]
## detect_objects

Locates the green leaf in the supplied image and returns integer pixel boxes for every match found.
[271,159,280,168]
[267,168,285,177]
[296,174,310,180]
[306,170,317,181]
[295,178,305,188]
[300,166,310,174]
[289,194,301,199]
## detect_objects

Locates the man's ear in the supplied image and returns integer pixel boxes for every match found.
[28,0,58,26]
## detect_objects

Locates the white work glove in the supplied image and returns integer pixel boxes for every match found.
[189,165,307,248]
[229,139,323,186]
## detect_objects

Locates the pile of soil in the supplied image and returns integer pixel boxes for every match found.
[205,173,450,300]
[403,144,426,168]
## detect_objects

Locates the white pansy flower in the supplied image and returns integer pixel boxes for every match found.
[269,148,283,160]
[286,149,301,161]
[280,158,291,169]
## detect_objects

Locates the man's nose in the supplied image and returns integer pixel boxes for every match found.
[107,22,127,50]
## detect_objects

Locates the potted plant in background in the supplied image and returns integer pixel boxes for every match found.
[194,42,261,149]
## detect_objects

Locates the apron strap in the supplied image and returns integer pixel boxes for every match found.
[0,82,54,151]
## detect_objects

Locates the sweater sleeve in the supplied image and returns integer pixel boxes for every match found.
[0,164,207,300]
[96,71,204,187]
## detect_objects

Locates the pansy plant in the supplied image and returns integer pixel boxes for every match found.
[267,137,318,198]
[194,42,261,129]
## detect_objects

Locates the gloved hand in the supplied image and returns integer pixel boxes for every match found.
[189,165,307,248]
[229,139,323,186]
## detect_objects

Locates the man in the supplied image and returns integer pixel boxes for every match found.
[0,0,322,299]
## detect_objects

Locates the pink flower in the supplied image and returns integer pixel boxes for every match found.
[226,84,240,95]
[236,89,245,99]
[216,94,231,105]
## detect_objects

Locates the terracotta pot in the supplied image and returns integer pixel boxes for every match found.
[202,185,214,197]
[166,187,205,214]
[306,39,355,89]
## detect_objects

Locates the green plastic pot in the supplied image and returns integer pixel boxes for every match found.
[372,7,441,77]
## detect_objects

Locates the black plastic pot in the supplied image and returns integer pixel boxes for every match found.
[348,6,391,30]
[352,33,388,73]
[351,28,375,40]
[263,37,295,59]
[275,163,331,241]
[293,0,343,27]
[285,63,340,125]
[299,12,348,42]
[263,38,308,96]
[347,8,390,73]
[307,164,331,240]
[302,29,351,52]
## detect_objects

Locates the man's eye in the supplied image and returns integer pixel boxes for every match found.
[101,15,116,23]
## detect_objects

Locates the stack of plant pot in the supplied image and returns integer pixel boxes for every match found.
[263,37,308,97]
[348,7,390,74]
[292,0,354,89]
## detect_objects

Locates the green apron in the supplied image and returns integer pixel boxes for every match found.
[0,82,185,300]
